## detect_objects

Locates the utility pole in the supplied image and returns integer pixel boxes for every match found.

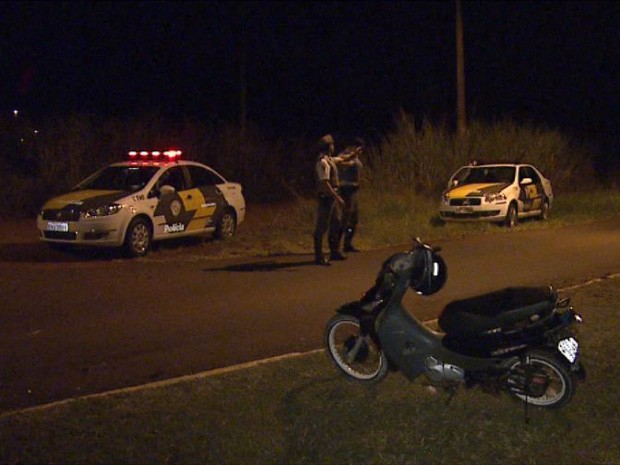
[238,2,248,133]
[456,0,466,136]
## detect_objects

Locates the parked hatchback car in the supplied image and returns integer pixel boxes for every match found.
[438,163,553,227]
[37,150,246,257]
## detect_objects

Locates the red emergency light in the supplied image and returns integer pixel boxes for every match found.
[128,150,182,161]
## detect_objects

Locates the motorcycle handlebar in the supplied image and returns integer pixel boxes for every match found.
[413,237,441,253]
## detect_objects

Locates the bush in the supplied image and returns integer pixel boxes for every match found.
[0,111,598,216]
[364,111,595,195]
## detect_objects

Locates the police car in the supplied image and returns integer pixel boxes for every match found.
[439,162,553,227]
[36,150,246,257]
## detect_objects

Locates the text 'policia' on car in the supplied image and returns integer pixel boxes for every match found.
[438,162,553,227]
[36,150,246,257]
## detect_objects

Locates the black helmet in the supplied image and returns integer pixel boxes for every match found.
[411,243,448,296]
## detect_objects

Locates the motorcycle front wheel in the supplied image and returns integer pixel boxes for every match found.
[507,350,576,408]
[324,314,388,384]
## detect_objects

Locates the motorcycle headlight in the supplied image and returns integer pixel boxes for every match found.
[484,193,507,203]
[83,203,123,218]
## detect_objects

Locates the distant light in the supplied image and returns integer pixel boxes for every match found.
[13,110,18,117]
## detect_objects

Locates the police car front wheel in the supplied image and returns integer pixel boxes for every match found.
[505,202,518,228]
[124,217,152,257]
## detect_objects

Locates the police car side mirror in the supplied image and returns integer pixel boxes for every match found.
[159,184,176,197]
[520,177,533,186]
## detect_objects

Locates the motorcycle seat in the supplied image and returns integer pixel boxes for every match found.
[438,286,557,336]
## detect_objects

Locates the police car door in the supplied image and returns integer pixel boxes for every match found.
[518,166,543,212]
[184,164,227,233]
[152,165,194,238]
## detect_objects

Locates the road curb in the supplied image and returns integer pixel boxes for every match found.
[0,350,324,420]
[2,273,619,420]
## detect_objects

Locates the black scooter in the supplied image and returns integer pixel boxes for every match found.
[325,239,585,409]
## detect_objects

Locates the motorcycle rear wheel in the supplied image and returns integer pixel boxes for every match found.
[325,314,388,384]
[508,350,576,408]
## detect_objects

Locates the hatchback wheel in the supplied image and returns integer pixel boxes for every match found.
[540,199,550,221]
[505,202,518,228]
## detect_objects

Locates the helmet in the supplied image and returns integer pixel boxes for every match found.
[411,246,448,295]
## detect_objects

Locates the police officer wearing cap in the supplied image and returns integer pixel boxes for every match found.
[313,134,357,266]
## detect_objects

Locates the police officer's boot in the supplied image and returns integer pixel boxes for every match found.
[329,237,347,261]
[343,227,360,252]
[314,238,330,266]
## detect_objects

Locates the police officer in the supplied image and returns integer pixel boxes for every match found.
[313,134,356,266]
[338,138,364,253]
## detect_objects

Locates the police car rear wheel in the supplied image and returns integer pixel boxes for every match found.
[124,217,152,257]
[215,210,236,239]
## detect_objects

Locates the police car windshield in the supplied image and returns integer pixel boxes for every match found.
[74,166,160,193]
[459,166,515,184]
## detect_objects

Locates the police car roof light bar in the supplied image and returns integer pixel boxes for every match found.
[164,150,182,160]
[127,150,182,161]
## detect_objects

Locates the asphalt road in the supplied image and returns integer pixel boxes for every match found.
[1,217,619,413]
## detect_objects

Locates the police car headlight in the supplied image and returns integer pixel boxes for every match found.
[441,193,450,205]
[83,203,123,218]
[484,193,507,203]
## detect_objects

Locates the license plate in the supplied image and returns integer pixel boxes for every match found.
[456,206,474,213]
[47,221,69,232]
[558,337,579,363]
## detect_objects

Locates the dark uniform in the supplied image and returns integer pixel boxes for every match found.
[338,153,362,252]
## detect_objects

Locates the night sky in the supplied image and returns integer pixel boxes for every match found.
[1,1,619,166]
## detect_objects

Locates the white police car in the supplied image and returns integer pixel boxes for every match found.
[439,162,553,227]
[37,150,246,257]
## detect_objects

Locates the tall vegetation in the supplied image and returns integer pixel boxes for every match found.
[366,111,595,195]
[0,110,597,216]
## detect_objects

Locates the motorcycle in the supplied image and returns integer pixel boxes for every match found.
[325,238,585,410]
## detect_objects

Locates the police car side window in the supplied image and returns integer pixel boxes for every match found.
[188,165,223,188]
[520,167,538,184]
[160,167,186,191]
[528,167,541,184]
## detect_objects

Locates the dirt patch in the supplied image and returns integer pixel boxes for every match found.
[0,217,39,244]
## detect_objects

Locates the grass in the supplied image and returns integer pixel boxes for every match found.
[158,189,620,260]
[1,276,619,464]
[3,111,605,217]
